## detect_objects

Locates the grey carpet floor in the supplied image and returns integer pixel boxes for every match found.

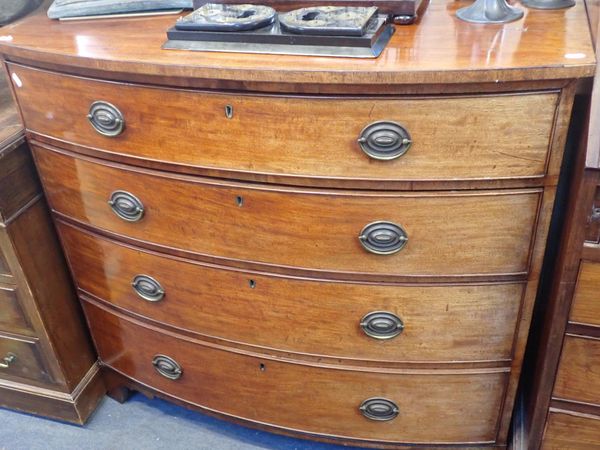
[0,393,369,450]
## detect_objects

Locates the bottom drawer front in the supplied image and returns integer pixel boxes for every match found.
[84,300,506,444]
[0,285,32,335]
[542,411,600,450]
[0,335,50,383]
[554,335,600,406]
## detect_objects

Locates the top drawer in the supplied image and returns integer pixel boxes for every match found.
[9,65,558,185]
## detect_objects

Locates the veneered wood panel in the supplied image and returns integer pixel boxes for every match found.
[34,146,541,278]
[0,335,51,384]
[10,65,559,183]
[0,284,31,335]
[542,411,600,450]
[571,261,600,327]
[83,299,507,444]
[0,1,594,87]
[59,221,523,364]
[554,335,600,407]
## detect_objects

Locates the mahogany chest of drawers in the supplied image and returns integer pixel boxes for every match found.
[0,2,595,448]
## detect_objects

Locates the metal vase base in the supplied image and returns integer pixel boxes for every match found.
[521,0,575,9]
[456,0,524,24]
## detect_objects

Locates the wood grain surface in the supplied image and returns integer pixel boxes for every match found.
[33,145,542,279]
[570,261,600,327]
[0,284,32,336]
[84,298,508,445]
[553,335,600,407]
[542,410,600,450]
[0,1,594,87]
[58,221,523,365]
[9,64,560,184]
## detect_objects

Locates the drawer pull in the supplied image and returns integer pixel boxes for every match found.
[0,353,16,369]
[152,354,182,380]
[359,398,399,421]
[108,190,145,222]
[360,311,404,340]
[132,275,165,302]
[359,221,408,255]
[358,121,412,160]
[87,101,125,137]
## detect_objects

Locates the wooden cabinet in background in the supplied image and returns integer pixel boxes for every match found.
[0,72,103,424]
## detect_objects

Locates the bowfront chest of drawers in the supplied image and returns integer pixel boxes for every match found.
[0,2,595,448]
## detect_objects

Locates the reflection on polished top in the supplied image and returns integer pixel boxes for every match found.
[0,0,595,85]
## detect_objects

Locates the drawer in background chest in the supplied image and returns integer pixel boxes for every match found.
[553,335,600,407]
[84,300,508,445]
[570,261,600,328]
[59,221,523,364]
[10,64,559,185]
[0,284,33,336]
[0,334,52,384]
[35,146,542,279]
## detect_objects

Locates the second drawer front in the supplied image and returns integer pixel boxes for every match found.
[0,285,32,336]
[84,300,507,444]
[554,335,600,407]
[35,147,541,278]
[59,222,523,363]
[11,64,558,183]
[0,335,50,383]
[570,261,600,327]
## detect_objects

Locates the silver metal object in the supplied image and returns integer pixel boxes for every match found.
[360,311,404,340]
[0,353,16,369]
[359,221,408,255]
[521,0,574,9]
[359,398,399,421]
[108,190,145,222]
[456,0,524,24]
[88,101,125,137]
[152,354,183,380]
[163,21,394,58]
[132,275,165,302]
[48,0,193,19]
[358,121,412,161]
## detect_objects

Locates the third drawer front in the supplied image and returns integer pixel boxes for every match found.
[83,300,507,444]
[58,221,523,363]
[570,261,600,327]
[35,147,541,278]
[10,64,558,183]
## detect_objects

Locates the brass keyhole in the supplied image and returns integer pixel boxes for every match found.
[249,279,256,289]
[225,105,234,119]
[236,195,244,207]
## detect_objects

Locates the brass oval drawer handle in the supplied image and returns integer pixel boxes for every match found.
[359,221,408,255]
[360,311,404,340]
[132,275,165,302]
[0,353,16,369]
[358,121,412,161]
[152,354,182,380]
[359,398,399,421]
[108,190,145,222]
[87,101,125,137]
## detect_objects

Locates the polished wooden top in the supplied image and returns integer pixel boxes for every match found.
[0,1,594,86]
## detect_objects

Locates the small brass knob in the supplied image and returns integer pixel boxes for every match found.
[0,353,16,369]
[87,101,125,137]
[108,190,145,222]
[360,311,404,340]
[359,398,399,421]
[152,354,182,380]
[358,121,412,160]
[132,275,165,302]
[359,221,408,255]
